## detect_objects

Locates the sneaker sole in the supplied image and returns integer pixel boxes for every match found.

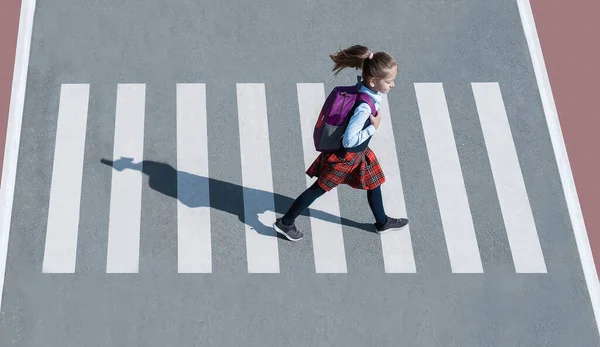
[376,223,408,234]
[273,223,303,241]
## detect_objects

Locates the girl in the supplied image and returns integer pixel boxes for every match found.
[274,45,409,241]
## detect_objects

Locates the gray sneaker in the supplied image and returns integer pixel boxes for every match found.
[374,216,409,234]
[274,218,303,241]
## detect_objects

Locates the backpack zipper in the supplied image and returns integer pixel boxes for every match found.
[340,92,347,119]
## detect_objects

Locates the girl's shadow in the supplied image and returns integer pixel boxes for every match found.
[100,157,377,240]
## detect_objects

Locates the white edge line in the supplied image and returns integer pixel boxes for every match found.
[0,0,37,313]
[517,0,600,333]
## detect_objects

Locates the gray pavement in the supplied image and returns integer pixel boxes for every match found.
[0,0,598,346]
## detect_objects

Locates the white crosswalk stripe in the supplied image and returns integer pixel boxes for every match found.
[40,81,547,274]
[237,83,280,273]
[369,94,416,273]
[415,83,484,273]
[297,83,348,273]
[176,83,212,273]
[42,84,89,273]
[106,84,145,273]
[473,82,547,273]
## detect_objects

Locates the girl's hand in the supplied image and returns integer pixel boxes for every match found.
[370,112,381,129]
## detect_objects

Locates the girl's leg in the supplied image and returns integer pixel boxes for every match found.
[367,185,387,227]
[281,180,327,225]
[367,185,409,233]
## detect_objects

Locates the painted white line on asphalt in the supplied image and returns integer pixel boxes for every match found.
[297,83,347,273]
[517,0,600,329]
[106,84,145,273]
[237,83,280,273]
[369,94,416,273]
[472,82,547,273]
[176,83,212,273]
[42,84,89,273]
[415,83,483,273]
[0,0,37,310]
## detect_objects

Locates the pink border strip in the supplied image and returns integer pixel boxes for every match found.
[0,0,35,314]
[530,0,600,275]
[0,0,21,184]
[522,0,600,332]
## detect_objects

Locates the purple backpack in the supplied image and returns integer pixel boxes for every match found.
[313,82,377,152]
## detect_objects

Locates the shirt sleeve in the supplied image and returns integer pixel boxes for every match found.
[342,103,376,148]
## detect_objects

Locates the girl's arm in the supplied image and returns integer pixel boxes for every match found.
[342,103,376,148]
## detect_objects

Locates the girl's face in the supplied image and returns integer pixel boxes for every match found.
[367,65,397,94]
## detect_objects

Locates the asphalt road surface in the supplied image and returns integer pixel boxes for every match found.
[0,1,598,346]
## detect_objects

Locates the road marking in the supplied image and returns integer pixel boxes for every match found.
[42,84,89,273]
[369,94,416,273]
[0,0,36,310]
[106,84,145,273]
[415,83,483,273]
[297,83,347,273]
[236,83,280,273]
[176,83,212,273]
[518,0,599,328]
[472,82,547,273]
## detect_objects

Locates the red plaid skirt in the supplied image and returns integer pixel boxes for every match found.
[306,147,385,192]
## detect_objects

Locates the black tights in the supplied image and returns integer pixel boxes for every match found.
[281,181,387,226]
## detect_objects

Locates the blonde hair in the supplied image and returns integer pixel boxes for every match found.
[329,45,397,80]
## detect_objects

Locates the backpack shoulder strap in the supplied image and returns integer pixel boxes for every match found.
[355,92,377,115]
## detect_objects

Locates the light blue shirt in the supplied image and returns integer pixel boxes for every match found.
[341,84,382,148]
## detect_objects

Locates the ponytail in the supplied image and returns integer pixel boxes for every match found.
[329,45,397,80]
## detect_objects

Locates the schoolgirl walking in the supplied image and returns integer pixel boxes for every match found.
[274,45,409,241]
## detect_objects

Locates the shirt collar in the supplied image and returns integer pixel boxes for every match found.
[359,83,383,105]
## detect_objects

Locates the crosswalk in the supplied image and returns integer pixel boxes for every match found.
[417,83,483,273]
[177,83,212,273]
[40,81,547,274]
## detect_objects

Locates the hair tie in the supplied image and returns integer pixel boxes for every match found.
[368,52,374,59]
